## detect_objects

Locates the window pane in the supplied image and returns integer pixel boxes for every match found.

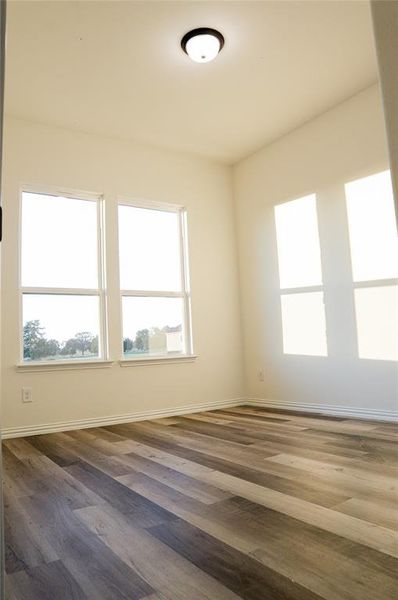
[22,192,98,288]
[355,286,398,361]
[118,205,182,291]
[122,296,185,357]
[281,292,327,356]
[345,171,398,282]
[23,294,101,361]
[274,194,323,289]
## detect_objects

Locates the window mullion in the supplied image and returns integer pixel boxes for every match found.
[179,209,192,354]
[21,287,101,296]
[97,196,107,359]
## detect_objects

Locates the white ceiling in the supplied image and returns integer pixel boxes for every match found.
[5,0,379,164]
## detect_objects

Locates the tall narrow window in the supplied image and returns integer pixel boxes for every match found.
[21,190,105,362]
[118,201,192,359]
[275,194,327,356]
[345,170,398,361]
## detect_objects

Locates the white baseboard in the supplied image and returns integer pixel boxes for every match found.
[3,395,396,439]
[246,397,398,423]
[1,398,245,439]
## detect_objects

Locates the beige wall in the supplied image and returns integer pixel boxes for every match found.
[234,85,397,414]
[1,117,244,431]
[2,85,397,431]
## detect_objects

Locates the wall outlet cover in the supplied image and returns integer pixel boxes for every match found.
[22,387,33,403]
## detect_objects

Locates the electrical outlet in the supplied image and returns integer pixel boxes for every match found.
[22,387,33,403]
[258,370,265,382]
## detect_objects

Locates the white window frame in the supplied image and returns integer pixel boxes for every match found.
[18,185,109,366]
[117,197,193,362]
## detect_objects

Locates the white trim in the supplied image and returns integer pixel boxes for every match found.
[119,354,197,366]
[118,200,193,360]
[179,208,193,355]
[21,287,100,296]
[19,187,108,363]
[1,398,244,439]
[3,396,397,439]
[97,195,109,360]
[118,195,184,213]
[16,359,114,373]
[246,398,398,423]
[21,183,102,202]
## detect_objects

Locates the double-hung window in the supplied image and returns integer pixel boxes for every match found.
[20,189,106,363]
[118,200,192,359]
[274,194,328,356]
[345,170,398,361]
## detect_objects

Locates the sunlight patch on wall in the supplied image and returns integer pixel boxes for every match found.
[281,292,327,356]
[274,194,323,289]
[345,170,398,282]
[345,170,398,362]
[354,286,398,361]
[275,194,327,357]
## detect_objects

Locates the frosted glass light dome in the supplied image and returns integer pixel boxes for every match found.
[185,34,220,63]
[181,28,224,63]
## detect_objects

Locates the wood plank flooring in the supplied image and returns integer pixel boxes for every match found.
[3,406,398,600]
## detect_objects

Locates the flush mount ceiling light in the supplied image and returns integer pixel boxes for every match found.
[181,28,224,63]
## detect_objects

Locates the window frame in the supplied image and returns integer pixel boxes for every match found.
[274,193,328,357]
[18,185,108,365]
[117,196,193,362]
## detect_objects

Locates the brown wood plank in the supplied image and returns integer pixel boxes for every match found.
[6,560,86,600]
[4,406,398,600]
[65,460,178,527]
[4,488,59,572]
[116,450,232,504]
[15,491,154,600]
[149,518,325,600]
[124,442,350,508]
[75,503,242,600]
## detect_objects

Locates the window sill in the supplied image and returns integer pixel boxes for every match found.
[119,354,197,367]
[15,355,197,372]
[16,359,114,373]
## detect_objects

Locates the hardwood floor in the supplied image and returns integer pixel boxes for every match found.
[3,406,398,600]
